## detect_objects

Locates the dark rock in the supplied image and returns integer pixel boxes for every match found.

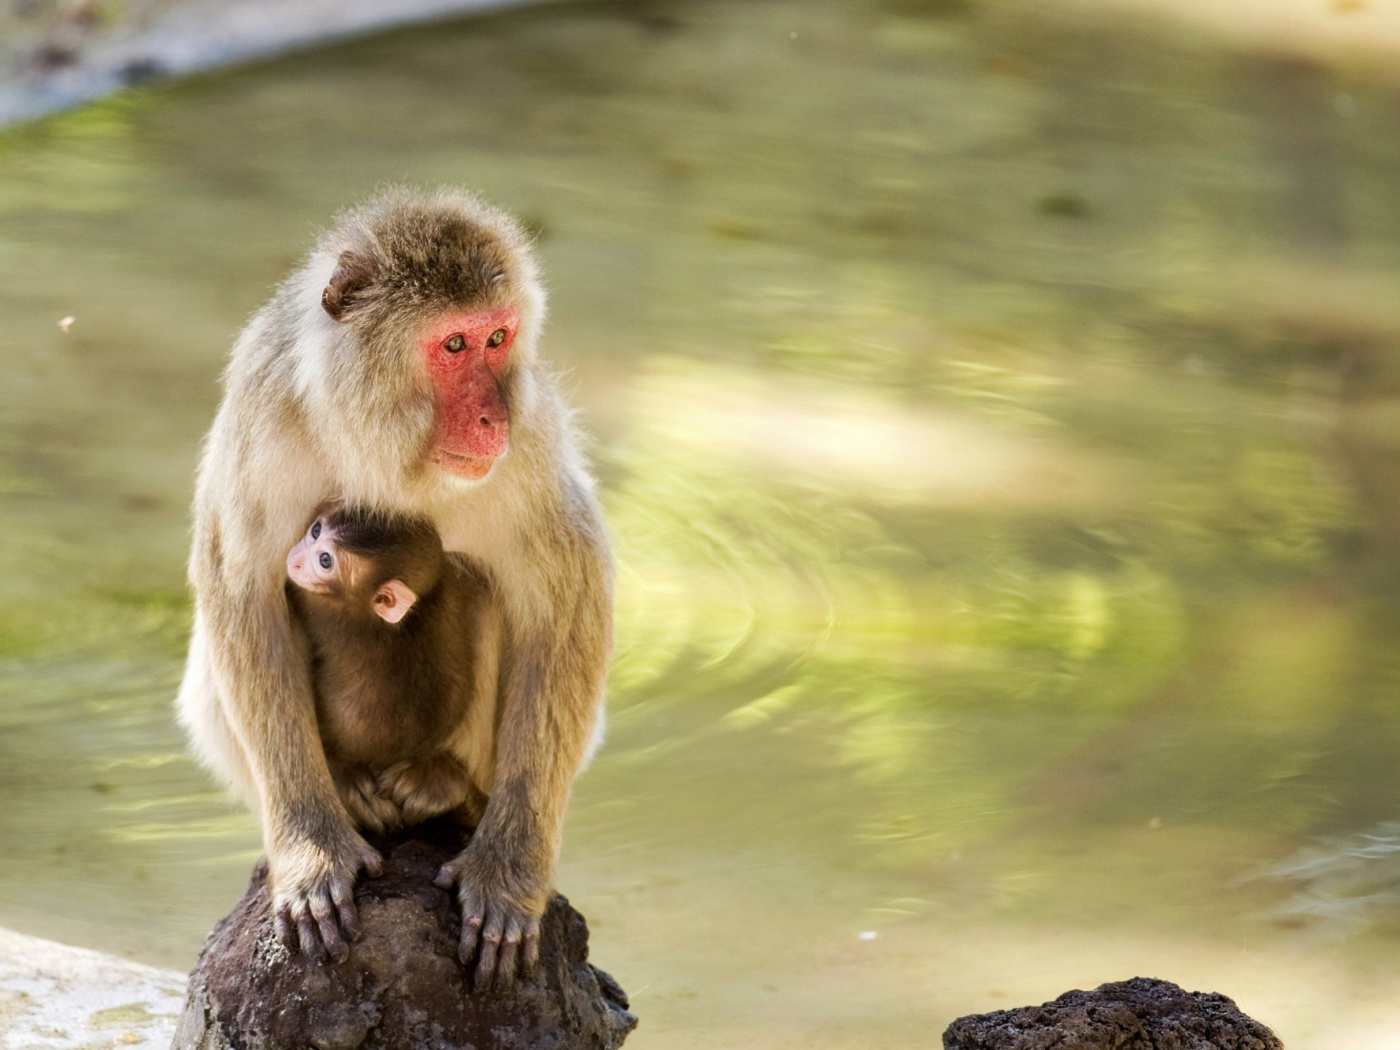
[118,57,166,85]
[172,821,636,1050]
[943,976,1282,1050]
[1037,192,1090,219]
[27,43,79,72]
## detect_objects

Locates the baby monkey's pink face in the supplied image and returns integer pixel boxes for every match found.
[287,514,342,594]
[286,515,417,624]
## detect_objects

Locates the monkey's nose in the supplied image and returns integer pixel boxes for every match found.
[471,413,508,455]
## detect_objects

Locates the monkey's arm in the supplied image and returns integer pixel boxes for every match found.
[434,483,612,992]
[190,395,381,963]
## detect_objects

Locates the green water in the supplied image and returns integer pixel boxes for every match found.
[3,0,1400,1044]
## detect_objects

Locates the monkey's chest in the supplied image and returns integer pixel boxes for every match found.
[312,656,465,767]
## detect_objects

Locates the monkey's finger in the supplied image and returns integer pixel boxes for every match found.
[473,909,507,993]
[359,848,384,878]
[376,761,410,794]
[457,890,485,966]
[274,906,296,950]
[522,915,542,973]
[331,878,361,942]
[494,916,525,991]
[310,886,349,963]
[295,905,327,963]
[433,863,459,889]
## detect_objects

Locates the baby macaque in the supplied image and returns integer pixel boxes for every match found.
[286,504,492,833]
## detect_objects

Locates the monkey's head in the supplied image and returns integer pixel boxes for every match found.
[286,506,445,626]
[305,187,545,494]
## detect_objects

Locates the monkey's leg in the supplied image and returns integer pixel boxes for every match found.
[176,618,258,805]
[204,593,383,964]
[191,420,382,964]
[434,524,611,993]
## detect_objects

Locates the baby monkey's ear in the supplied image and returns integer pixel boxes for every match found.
[371,579,418,624]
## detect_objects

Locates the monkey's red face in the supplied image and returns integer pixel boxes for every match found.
[419,306,519,480]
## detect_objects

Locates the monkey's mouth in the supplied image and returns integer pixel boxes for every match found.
[433,449,497,480]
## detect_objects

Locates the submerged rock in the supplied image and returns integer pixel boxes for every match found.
[172,821,636,1050]
[0,0,546,128]
[943,976,1282,1050]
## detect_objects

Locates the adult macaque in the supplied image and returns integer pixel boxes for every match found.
[285,504,492,837]
[176,188,612,990]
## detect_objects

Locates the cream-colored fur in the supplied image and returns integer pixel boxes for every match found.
[178,187,612,977]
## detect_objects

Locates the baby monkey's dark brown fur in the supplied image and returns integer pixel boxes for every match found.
[287,505,491,835]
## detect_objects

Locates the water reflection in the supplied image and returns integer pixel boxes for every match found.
[1,0,1400,1046]
[1265,822,1400,936]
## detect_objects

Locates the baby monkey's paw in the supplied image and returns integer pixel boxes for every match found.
[377,754,476,824]
[337,766,404,833]
[271,828,382,965]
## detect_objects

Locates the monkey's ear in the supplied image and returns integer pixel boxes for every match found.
[371,579,417,624]
[321,250,378,322]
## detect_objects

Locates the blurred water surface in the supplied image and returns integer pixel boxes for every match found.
[2,1,1400,1045]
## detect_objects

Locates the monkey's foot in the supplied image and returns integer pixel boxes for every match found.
[376,754,480,824]
[271,826,383,965]
[433,847,547,993]
[337,766,404,833]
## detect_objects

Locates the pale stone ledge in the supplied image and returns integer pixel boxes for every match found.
[0,927,185,1050]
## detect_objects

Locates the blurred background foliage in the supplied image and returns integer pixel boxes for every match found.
[1,0,1400,1045]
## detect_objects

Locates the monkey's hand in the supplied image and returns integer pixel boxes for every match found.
[270,823,383,965]
[433,844,548,992]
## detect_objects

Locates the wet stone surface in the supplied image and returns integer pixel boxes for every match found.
[943,977,1283,1050]
[172,821,636,1050]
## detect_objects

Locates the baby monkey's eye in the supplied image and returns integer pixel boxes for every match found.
[444,334,465,353]
[310,520,321,540]
[319,552,333,570]
[487,328,507,348]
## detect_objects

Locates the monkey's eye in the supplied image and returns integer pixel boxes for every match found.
[310,520,321,540]
[487,328,507,348]
[443,334,465,353]
[318,552,333,570]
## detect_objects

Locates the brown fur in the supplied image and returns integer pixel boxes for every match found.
[177,187,612,983]
[287,505,493,832]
